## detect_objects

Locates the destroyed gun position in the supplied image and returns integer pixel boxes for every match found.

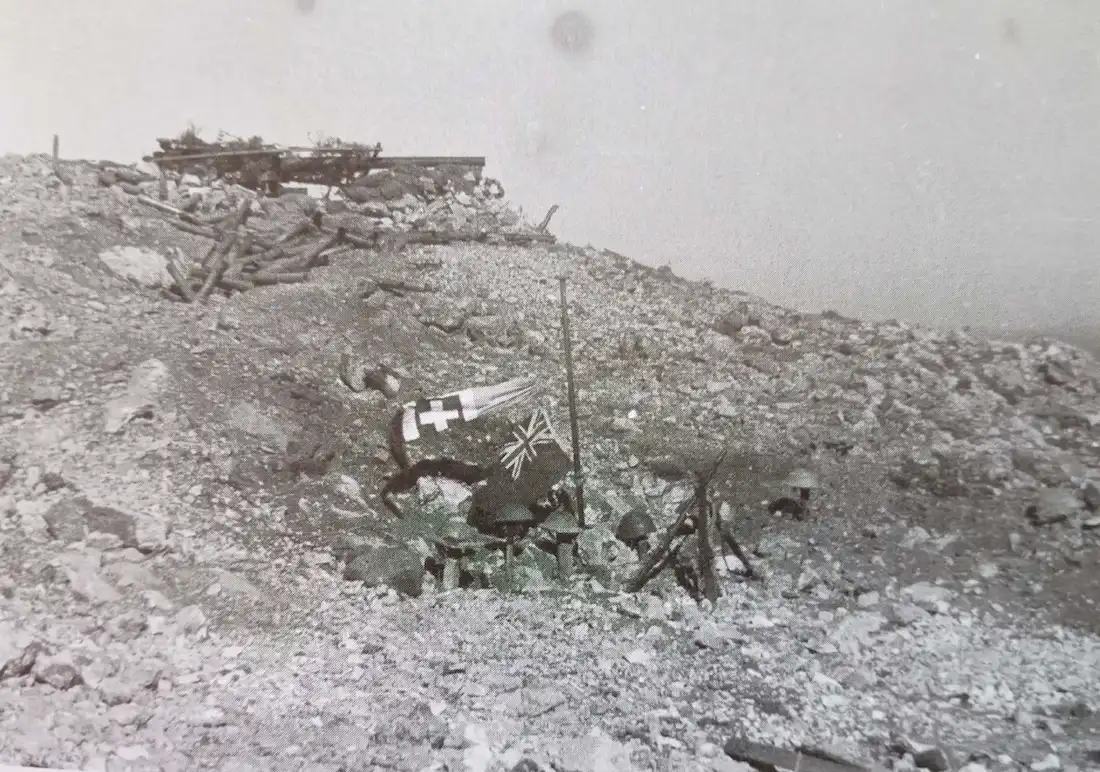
[144,133,486,199]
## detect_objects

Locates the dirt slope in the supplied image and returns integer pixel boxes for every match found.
[1,154,1098,772]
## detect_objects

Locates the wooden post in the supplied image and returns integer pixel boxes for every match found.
[558,277,585,528]
[51,134,59,162]
[538,204,559,232]
[694,475,720,603]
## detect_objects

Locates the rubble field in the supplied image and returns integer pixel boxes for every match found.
[1,152,1098,772]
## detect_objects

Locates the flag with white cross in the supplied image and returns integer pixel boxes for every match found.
[387,376,538,468]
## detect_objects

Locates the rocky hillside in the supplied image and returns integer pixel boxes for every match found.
[1,152,1098,772]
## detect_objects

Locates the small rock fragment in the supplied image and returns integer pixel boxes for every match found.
[901,581,954,614]
[857,590,880,608]
[1026,487,1082,525]
[175,604,207,634]
[888,603,929,626]
[99,676,138,706]
[34,656,83,690]
[1082,482,1100,512]
[193,707,228,727]
[1030,754,1061,771]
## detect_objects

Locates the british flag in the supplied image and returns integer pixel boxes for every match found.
[498,407,562,480]
[474,408,572,513]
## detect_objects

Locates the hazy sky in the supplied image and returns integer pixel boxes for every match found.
[2,0,1098,333]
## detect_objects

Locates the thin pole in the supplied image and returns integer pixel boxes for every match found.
[558,277,585,528]
[52,135,59,162]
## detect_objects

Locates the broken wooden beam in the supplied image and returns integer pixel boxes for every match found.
[167,219,221,240]
[250,271,309,286]
[222,232,254,281]
[503,231,556,244]
[537,204,559,232]
[197,255,228,301]
[369,156,485,168]
[144,147,283,164]
[339,230,379,249]
[277,218,317,245]
[218,276,254,292]
[695,479,720,603]
[164,251,196,303]
[374,279,434,294]
[626,495,696,593]
[302,228,345,271]
[135,195,210,226]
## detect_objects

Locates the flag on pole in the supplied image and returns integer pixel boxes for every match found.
[498,407,563,480]
[474,407,573,514]
[388,376,537,468]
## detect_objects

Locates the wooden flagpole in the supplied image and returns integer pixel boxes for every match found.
[558,276,585,528]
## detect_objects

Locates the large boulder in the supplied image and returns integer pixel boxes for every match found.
[97,246,171,289]
[43,498,169,553]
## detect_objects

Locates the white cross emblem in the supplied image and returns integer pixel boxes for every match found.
[418,399,462,432]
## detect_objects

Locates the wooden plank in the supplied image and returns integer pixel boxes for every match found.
[370,155,485,168]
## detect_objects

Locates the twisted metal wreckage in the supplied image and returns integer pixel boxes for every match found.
[145,133,486,194]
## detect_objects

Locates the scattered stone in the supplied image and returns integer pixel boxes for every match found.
[99,676,139,706]
[900,526,931,548]
[103,358,171,434]
[1026,487,1083,526]
[113,745,151,763]
[106,609,148,641]
[828,612,887,654]
[555,734,637,772]
[0,622,42,680]
[912,745,953,771]
[141,589,176,611]
[107,703,149,728]
[610,416,641,434]
[33,655,83,690]
[901,582,954,614]
[210,568,263,599]
[1082,482,1100,512]
[1030,754,1061,771]
[193,707,229,727]
[693,621,731,649]
[174,605,207,634]
[227,402,294,452]
[63,563,122,606]
[887,603,929,626]
[343,545,425,597]
[43,497,167,552]
[106,561,162,589]
[856,590,880,608]
[98,245,171,288]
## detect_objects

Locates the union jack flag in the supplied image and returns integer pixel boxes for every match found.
[498,407,562,480]
[473,407,572,513]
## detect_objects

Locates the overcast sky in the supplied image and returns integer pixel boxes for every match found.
[2,0,1097,334]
